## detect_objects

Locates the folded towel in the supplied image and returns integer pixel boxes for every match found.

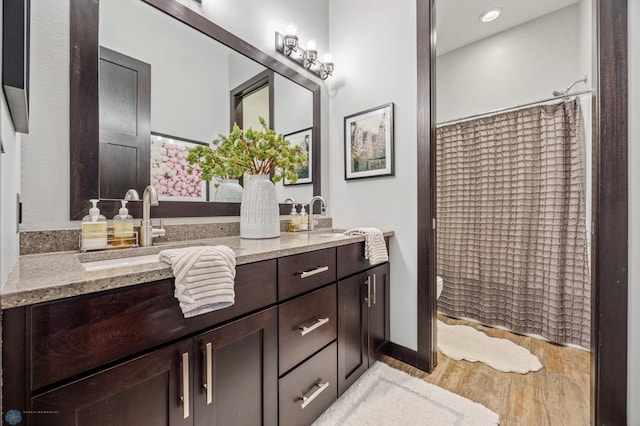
[159,245,236,318]
[343,227,389,265]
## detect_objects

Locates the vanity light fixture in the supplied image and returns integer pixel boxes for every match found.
[480,7,502,23]
[275,26,334,80]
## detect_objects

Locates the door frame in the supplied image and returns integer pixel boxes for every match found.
[414,0,628,424]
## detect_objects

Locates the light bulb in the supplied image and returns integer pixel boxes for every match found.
[480,8,502,23]
[285,23,298,36]
[323,53,333,63]
[306,40,317,50]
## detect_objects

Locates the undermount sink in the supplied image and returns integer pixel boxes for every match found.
[81,254,162,272]
[309,228,346,236]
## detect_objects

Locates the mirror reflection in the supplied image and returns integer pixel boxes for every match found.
[98,0,314,204]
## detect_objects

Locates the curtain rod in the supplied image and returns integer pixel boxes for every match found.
[436,89,593,127]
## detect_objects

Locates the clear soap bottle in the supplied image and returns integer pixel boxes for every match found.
[289,204,300,232]
[82,199,108,250]
[299,204,309,231]
[113,200,135,247]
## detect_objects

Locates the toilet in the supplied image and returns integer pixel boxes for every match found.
[437,275,443,299]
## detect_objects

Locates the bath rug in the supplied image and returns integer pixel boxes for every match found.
[437,320,543,374]
[313,362,499,426]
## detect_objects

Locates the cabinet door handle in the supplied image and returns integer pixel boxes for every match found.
[299,317,330,336]
[299,381,330,409]
[365,276,371,308]
[202,342,213,405]
[373,273,377,305]
[300,266,329,279]
[181,352,190,419]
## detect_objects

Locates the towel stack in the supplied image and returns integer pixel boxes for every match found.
[159,245,236,318]
[343,227,389,265]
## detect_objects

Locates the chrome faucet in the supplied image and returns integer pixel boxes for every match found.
[308,196,327,231]
[284,197,296,205]
[140,185,166,247]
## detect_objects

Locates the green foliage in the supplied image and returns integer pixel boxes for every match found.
[186,117,308,184]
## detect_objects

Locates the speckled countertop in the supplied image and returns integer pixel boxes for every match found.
[0,230,393,309]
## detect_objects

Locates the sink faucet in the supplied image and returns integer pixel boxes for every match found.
[140,185,166,247]
[284,197,296,205]
[308,196,327,231]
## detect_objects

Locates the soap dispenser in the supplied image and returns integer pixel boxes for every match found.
[288,204,300,232]
[299,204,309,231]
[113,200,135,247]
[82,199,108,250]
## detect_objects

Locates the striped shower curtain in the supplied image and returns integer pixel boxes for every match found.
[436,99,590,348]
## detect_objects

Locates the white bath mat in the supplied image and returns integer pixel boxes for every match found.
[313,362,499,426]
[438,320,543,374]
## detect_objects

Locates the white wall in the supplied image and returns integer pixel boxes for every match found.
[21,0,330,229]
[328,0,418,349]
[0,8,22,286]
[436,5,582,123]
[628,1,639,422]
[20,0,70,229]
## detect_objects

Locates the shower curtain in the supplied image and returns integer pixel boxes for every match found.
[436,99,590,348]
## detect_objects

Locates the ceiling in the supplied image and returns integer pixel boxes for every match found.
[436,0,580,55]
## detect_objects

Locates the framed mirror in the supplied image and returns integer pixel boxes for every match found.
[70,0,321,219]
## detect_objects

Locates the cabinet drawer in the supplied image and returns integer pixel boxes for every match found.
[279,341,337,426]
[279,284,337,375]
[337,239,389,279]
[30,259,277,390]
[278,248,336,300]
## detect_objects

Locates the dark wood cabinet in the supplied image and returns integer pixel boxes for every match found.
[29,308,277,426]
[337,262,390,396]
[2,242,390,426]
[31,338,192,426]
[193,308,277,426]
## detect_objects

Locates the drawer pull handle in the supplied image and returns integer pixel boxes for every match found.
[300,266,329,279]
[300,381,330,409]
[299,317,330,336]
[181,352,190,419]
[203,342,213,405]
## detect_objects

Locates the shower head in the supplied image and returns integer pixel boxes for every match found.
[553,76,588,97]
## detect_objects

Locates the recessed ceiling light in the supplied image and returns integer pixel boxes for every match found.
[480,8,502,23]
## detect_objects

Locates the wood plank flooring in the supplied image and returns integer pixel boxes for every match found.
[382,315,590,425]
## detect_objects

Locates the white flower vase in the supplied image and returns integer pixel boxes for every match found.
[214,179,244,203]
[240,174,280,239]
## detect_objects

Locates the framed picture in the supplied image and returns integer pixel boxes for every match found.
[283,127,313,185]
[150,133,209,202]
[344,103,394,180]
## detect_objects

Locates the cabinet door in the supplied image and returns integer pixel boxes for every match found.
[193,307,278,426]
[368,263,390,363]
[337,272,369,396]
[30,339,192,426]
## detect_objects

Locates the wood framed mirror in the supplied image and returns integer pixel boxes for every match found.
[69,0,321,220]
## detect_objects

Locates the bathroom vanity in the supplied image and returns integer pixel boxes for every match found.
[1,231,391,425]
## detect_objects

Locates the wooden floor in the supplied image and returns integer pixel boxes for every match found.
[382,315,590,426]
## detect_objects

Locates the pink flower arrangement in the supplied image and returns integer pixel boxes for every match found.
[151,137,204,199]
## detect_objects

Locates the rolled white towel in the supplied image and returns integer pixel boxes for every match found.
[343,227,389,265]
[159,245,236,318]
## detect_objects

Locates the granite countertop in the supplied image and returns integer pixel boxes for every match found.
[0,229,393,309]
